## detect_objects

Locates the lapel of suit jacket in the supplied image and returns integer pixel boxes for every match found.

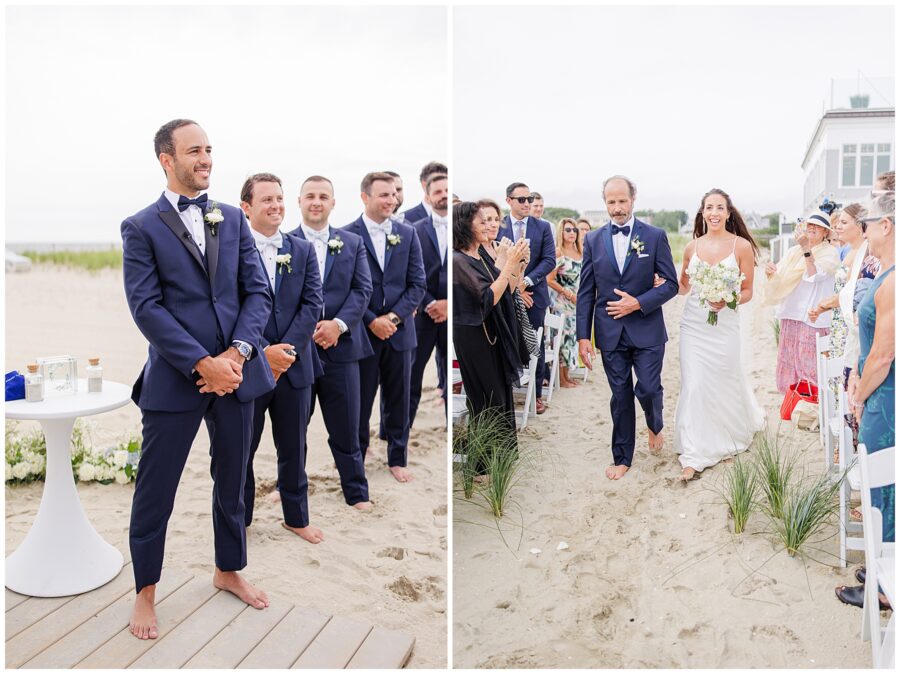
[324,226,338,282]
[156,194,207,275]
[274,236,290,297]
[621,220,641,275]
[356,218,381,273]
[384,221,398,271]
[203,204,220,290]
[498,215,514,242]
[601,224,620,277]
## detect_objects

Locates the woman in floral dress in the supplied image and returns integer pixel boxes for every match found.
[546,218,583,388]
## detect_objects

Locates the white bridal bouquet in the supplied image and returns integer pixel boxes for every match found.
[688,260,745,326]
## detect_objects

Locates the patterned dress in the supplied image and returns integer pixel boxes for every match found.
[552,255,583,369]
[857,265,895,543]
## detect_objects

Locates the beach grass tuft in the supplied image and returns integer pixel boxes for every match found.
[722,453,757,534]
[768,470,842,557]
[22,249,122,271]
[753,429,796,520]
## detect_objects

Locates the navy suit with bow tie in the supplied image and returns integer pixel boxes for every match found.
[290,224,373,505]
[244,232,323,529]
[344,216,426,467]
[497,215,557,400]
[121,192,274,593]
[575,218,678,467]
[409,214,448,427]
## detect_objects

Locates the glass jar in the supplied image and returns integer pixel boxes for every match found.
[86,357,103,393]
[25,363,44,403]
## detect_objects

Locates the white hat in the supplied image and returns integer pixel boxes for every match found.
[805,212,832,230]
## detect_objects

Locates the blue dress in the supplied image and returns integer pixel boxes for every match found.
[857,265,895,543]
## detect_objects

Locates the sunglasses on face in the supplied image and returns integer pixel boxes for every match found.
[510,196,535,204]
[859,215,895,233]
[563,227,578,233]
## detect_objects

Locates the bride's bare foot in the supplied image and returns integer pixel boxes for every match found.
[389,466,413,483]
[213,568,269,609]
[129,585,158,640]
[281,521,325,543]
[648,429,663,454]
[679,467,697,482]
[352,501,373,512]
[605,464,629,480]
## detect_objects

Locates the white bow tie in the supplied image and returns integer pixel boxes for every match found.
[372,222,393,235]
[254,231,283,249]
[306,228,329,244]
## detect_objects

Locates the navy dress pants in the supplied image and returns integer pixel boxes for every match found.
[359,339,413,467]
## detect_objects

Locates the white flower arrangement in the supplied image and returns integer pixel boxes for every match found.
[205,201,224,237]
[835,265,850,285]
[630,236,646,255]
[327,237,344,255]
[275,253,292,274]
[387,233,401,247]
[687,258,745,326]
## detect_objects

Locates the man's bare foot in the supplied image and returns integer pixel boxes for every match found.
[648,429,663,454]
[390,466,413,482]
[129,585,158,640]
[605,464,629,480]
[281,522,325,543]
[267,489,281,504]
[473,474,490,484]
[679,467,697,482]
[213,568,269,609]
[561,379,578,388]
[352,501,374,512]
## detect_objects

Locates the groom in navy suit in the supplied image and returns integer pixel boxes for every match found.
[346,172,426,483]
[291,175,374,511]
[121,120,273,639]
[576,175,678,480]
[497,182,557,414]
[239,173,324,543]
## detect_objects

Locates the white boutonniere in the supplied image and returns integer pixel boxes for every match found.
[275,253,292,274]
[327,236,344,255]
[204,201,224,237]
[387,233,401,248]
[630,236,645,255]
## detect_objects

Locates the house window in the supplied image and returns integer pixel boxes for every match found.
[877,143,892,176]
[842,145,857,187]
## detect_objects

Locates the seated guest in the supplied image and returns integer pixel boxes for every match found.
[453,202,529,471]
[763,212,840,393]
[546,218,583,388]
[240,173,324,542]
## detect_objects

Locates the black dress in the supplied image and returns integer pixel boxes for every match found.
[452,248,528,460]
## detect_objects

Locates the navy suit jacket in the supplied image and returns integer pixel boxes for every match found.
[344,216,427,352]
[289,225,375,364]
[402,202,428,226]
[122,193,275,412]
[497,215,556,311]
[412,214,447,311]
[575,218,678,351]
[259,233,323,388]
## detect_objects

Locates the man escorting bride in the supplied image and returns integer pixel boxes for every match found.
[577,177,764,481]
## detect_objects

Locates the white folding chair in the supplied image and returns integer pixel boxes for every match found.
[512,327,542,430]
[450,342,463,391]
[451,394,468,427]
[543,312,565,402]
[858,443,895,669]
[838,387,864,566]
[816,333,844,472]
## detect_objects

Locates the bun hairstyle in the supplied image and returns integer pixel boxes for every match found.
[692,188,760,260]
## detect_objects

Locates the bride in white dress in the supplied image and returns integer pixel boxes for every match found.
[675,189,766,481]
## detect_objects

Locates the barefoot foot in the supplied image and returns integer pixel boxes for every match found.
[389,466,413,482]
[281,522,325,543]
[473,474,490,484]
[679,467,697,482]
[352,501,374,512]
[605,464,629,480]
[213,569,269,609]
[648,429,663,454]
[129,586,158,640]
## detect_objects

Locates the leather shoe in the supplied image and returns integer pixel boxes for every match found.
[856,566,866,584]
[835,584,890,610]
[535,398,546,415]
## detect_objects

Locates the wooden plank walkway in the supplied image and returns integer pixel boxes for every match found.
[5,568,415,669]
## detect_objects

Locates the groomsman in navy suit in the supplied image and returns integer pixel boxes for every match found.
[121,119,273,639]
[385,170,406,221]
[239,173,324,542]
[576,175,678,480]
[497,182,557,414]
[291,175,374,511]
[529,191,553,385]
[402,161,447,225]
[409,173,448,427]
[346,172,426,482]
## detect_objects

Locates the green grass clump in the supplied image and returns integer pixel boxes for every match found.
[772,318,781,346]
[769,471,842,557]
[22,249,122,271]
[722,453,757,534]
[754,430,796,520]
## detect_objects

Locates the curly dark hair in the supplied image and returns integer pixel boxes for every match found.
[453,201,480,251]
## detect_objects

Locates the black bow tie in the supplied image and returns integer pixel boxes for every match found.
[611,224,631,236]
[177,194,208,212]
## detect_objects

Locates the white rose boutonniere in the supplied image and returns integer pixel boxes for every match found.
[204,201,224,237]
[275,253,292,274]
[327,237,344,255]
[387,233,401,248]
[630,236,645,255]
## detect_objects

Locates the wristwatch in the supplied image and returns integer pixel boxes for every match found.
[387,312,402,326]
[803,251,812,258]
[231,340,252,360]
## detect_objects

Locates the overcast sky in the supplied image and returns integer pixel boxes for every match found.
[5,5,447,243]
[453,4,894,219]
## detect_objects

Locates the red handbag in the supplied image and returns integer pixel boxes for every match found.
[780,381,819,420]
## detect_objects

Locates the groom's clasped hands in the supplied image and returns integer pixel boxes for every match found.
[195,349,244,395]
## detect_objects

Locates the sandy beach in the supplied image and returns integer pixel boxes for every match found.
[452,268,871,668]
[5,266,447,668]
